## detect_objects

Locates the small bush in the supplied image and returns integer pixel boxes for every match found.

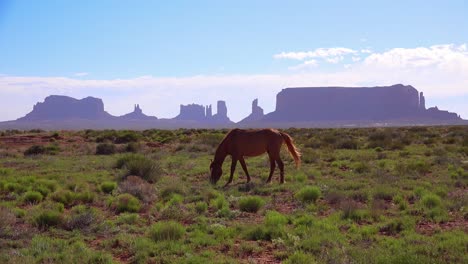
[421,193,442,209]
[114,194,141,213]
[100,181,117,194]
[239,196,265,213]
[33,210,62,229]
[118,176,155,203]
[96,143,117,155]
[148,221,185,241]
[24,145,45,156]
[116,154,163,182]
[51,190,76,206]
[23,191,44,204]
[284,251,317,264]
[195,202,208,214]
[64,205,97,230]
[295,186,321,203]
[124,142,141,153]
[0,207,16,236]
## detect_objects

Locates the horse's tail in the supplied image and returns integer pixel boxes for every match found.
[280,132,301,168]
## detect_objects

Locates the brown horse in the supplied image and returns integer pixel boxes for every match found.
[209,128,301,186]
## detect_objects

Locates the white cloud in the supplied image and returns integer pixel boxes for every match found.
[274,47,358,60]
[288,59,318,70]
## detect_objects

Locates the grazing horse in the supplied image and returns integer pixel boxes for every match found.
[209,128,301,186]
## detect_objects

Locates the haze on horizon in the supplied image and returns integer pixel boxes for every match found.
[0,0,467,122]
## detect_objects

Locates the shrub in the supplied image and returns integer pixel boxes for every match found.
[265,210,288,227]
[116,154,163,182]
[148,221,185,241]
[33,210,62,229]
[0,207,16,237]
[24,145,46,156]
[51,190,76,206]
[23,191,44,204]
[295,186,321,203]
[124,142,141,153]
[115,131,140,144]
[24,144,60,156]
[211,194,228,210]
[195,202,208,214]
[421,193,442,209]
[96,143,117,155]
[118,176,155,203]
[64,205,97,230]
[114,194,141,213]
[100,181,117,194]
[284,251,317,264]
[341,200,367,222]
[239,196,265,213]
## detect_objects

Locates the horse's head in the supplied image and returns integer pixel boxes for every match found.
[209,161,222,185]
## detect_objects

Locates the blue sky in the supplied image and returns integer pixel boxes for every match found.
[0,0,467,121]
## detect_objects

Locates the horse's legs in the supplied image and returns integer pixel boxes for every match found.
[266,154,276,183]
[224,158,237,187]
[239,157,251,183]
[277,158,285,184]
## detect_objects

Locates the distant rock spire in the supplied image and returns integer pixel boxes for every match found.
[419,92,426,110]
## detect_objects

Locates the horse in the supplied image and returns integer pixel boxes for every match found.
[209,128,301,186]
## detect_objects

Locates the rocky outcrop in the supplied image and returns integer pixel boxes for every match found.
[172,101,232,124]
[120,104,157,120]
[239,99,264,123]
[174,104,206,121]
[18,95,113,121]
[262,84,461,122]
[210,101,232,123]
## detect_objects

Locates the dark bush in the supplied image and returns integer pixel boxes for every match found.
[100,182,117,194]
[96,143,117,155]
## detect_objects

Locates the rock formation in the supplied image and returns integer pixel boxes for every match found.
[173,101,232,124]
[239,98,264,123]
[210,101,232,123]
[262,84,461,122]
[419,92,426,110]
[120,104,157,120]
[174,104,206,121]
[18,95,113,121]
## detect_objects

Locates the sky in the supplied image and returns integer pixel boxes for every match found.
[0,0,467,122]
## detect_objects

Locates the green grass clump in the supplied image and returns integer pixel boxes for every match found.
[24,144,60,156]
[33,210,62,229]
[284,251,317,264]
[95,143,117,155]
[116,154,163,182]
[23,191,43,204]
[238,196,265,213]
[100,181,117,194]
[148,221,185,241]
[421,193,442,209]
[51,189,76,206]
[114,193,141,213]
[295,186,321,203]
[195,201,208,214]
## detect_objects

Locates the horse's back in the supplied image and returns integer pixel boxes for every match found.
[227,128,283,156]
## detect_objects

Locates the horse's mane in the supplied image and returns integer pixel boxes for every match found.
[216,129,237,149]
